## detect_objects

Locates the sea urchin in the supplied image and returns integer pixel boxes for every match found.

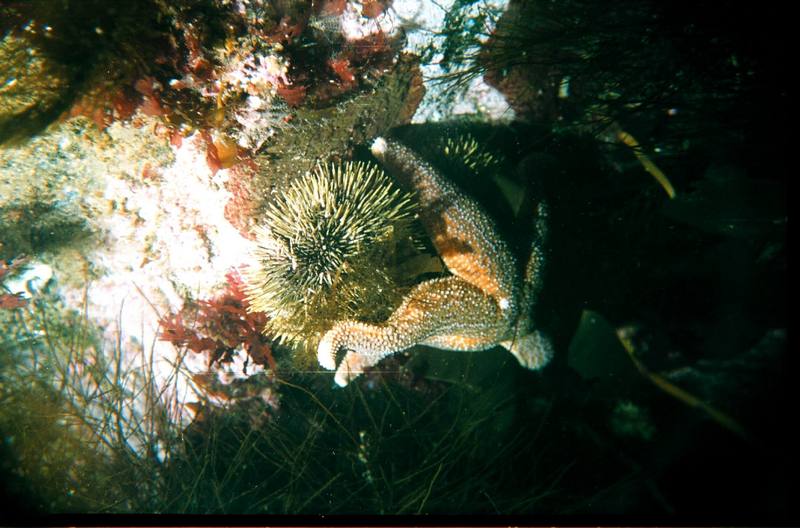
[440,134,501,175]
[244,160,417,355]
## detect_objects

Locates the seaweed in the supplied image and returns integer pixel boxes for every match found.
[159,271,276,373]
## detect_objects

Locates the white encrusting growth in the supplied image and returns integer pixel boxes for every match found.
[59,121,258,425]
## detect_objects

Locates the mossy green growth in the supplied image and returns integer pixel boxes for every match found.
[0,201,94,262]
[0,28,72,145]
[0,0,182,144]
[1,119,102,265]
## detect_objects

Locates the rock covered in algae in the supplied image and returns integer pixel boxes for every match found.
[224,53,425,239]
[1,0,429,386]
[0,116,175,280]
[0,0,180,143]
[0,20,72,144]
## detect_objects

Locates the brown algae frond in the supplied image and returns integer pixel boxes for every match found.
[244,160,418,361]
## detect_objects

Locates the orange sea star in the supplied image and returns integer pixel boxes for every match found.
[318,137,553,386]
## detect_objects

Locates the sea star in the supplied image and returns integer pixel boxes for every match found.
[318,137,553,386]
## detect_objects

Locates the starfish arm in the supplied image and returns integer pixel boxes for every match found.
[319,277,508,386]
[519,200,549,327]
[500,329,554,370]
[371,137,521,319]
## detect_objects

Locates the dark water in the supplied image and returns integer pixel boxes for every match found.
[0,0,789,520]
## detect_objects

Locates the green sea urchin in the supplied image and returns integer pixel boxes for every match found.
[244,160,418,357]
[440,134,501,176]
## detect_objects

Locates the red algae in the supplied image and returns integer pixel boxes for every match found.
[159,270,276,372]
[320,0,348,16]
[0,292,27,309]
[276,82,308,107]
[329,57,357,87]
[361,0,388,19]
[0,257,31,310]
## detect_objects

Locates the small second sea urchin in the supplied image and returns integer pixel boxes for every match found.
[244,160,418,357]
[440,134,501,176]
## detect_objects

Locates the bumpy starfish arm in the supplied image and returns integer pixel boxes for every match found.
[499,329,554,370]
[499,199,554,370]
[319,277,508,387]
[370,137,521,319]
